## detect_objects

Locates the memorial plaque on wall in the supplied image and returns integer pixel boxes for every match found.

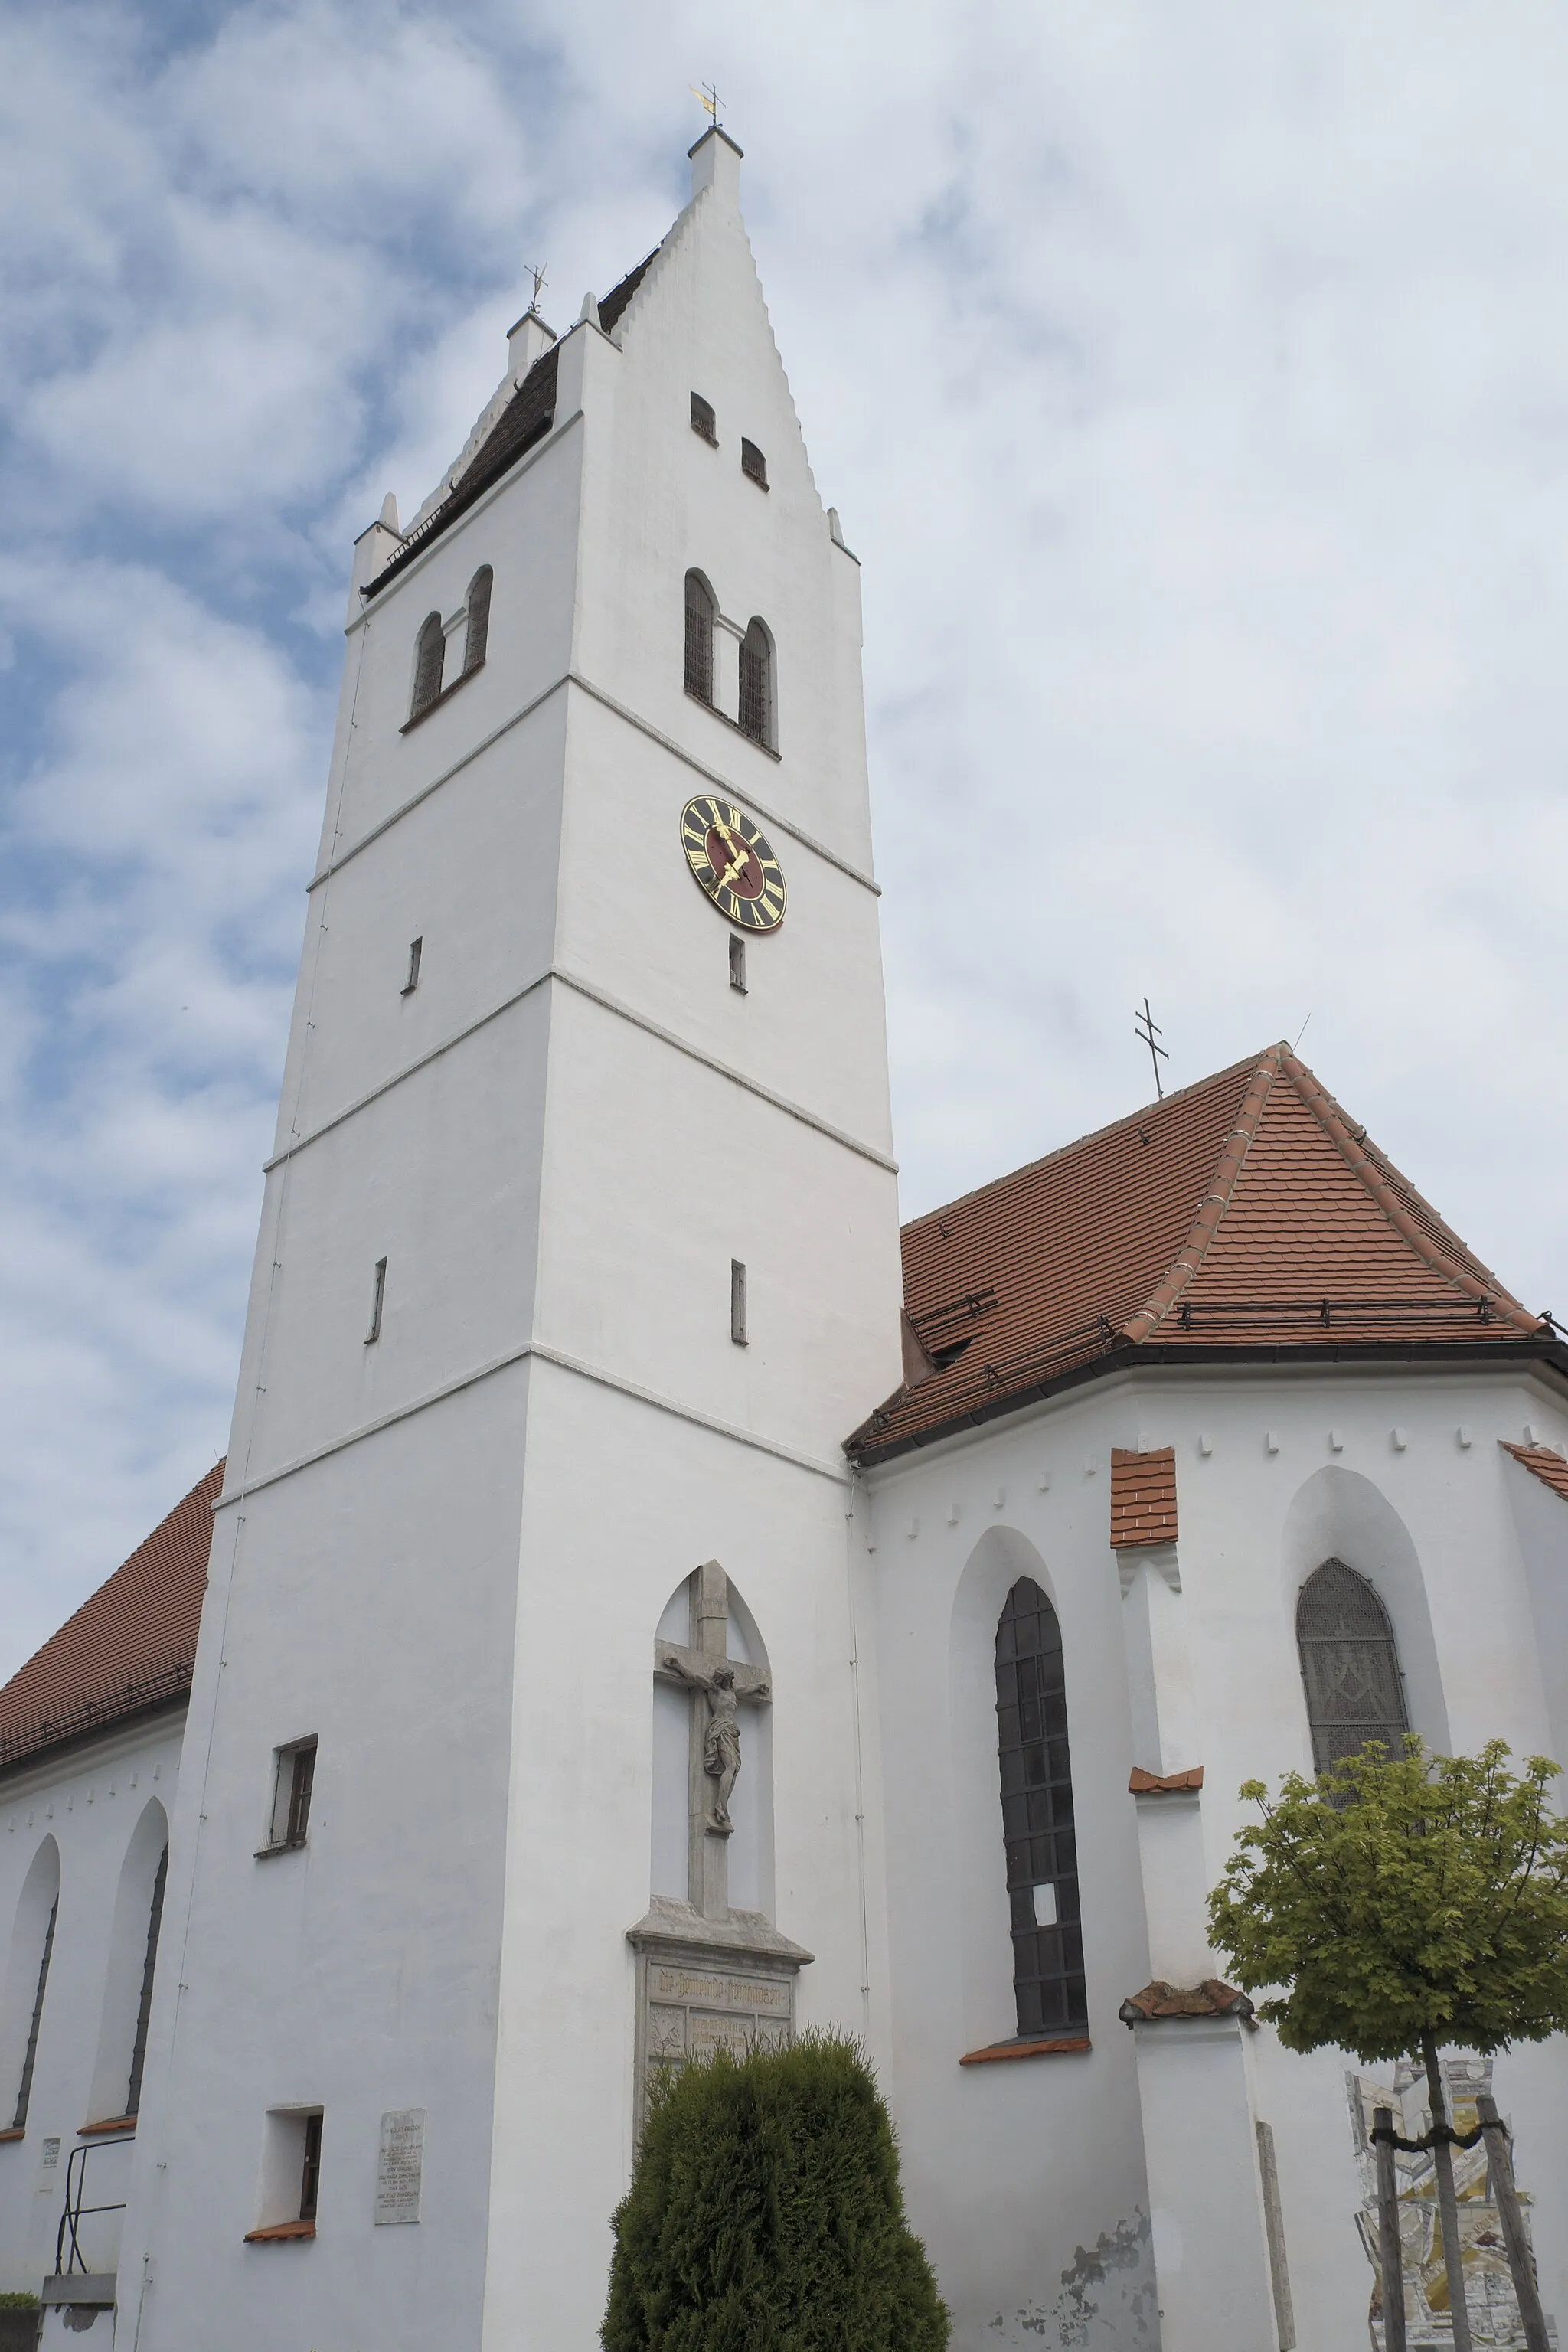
[627,1898,813,2123]
[374,2107,426,2225]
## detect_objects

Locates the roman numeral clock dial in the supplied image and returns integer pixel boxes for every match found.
[680,796,787,930]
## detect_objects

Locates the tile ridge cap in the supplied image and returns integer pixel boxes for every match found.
[1282,1050,1542,1335]
[901,1049,1265,1240]
[1120,1044,1285,1346]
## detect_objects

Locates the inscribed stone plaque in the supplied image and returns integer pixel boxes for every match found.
[374,2107,425,2225]
[689,2011,757,2060]
[36,2136,60,2195]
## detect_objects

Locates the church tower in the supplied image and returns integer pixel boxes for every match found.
[121,130,903,2350]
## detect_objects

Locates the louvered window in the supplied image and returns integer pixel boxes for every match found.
[684,571,714,704]
[1296,1558,1409,1774]
[462,567,492,673]
[995,1578,1086,2037]
[410,612,445,717]
[740,438,768,488]
[125,1844,168,2116]
[739,619,773,747]
[691,393,717,446]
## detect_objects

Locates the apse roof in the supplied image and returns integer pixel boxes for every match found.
[0,1464,220,1775]
[364,247,662,599]
[849,1043,1560,1466]
[1500,1442,1568,1504]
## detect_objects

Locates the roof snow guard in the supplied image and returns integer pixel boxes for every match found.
[362,247,662,600]
[848,1044,1559,1466]
[0,1465,220,1774]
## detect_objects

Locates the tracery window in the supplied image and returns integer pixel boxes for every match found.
[12,1894,57,2131]
[1295,1557,1409,1774]
[995,1577,1086,2037]
[124,1844,168,2116]
[410,612,445,718]
[739,619,773,749]
[462,566,492,674]
[684,570,715,704]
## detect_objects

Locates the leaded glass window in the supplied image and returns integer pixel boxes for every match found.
[995,1577,1086,2036]
[1296,1557,1408,1774]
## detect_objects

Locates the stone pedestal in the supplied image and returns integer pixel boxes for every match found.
[626,1896,812,2122]
[1130,2015,1279,2352]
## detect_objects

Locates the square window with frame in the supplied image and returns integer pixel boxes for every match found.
[260,1738,317,1855]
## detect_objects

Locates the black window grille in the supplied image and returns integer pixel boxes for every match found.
[995,1578,1086,2036]
[410,612,445,717]
[740,438,768,488]
[739,619,773,747]
[124,1844,168,2116]
[299,2113,323,2221]
[691,393,717,446]
[12,1894,57,2130]
[684,571,714,704]
[1296,1559,1409,1774]
[463,567,492,673]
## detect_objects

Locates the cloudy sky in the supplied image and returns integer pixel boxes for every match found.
[3,1,1566,1676]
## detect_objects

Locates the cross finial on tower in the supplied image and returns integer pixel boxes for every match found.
[524,261,548,315]
[691,80,725,133]
[1135,998,1169,1099]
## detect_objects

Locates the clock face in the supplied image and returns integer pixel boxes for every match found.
[680,795,787,931]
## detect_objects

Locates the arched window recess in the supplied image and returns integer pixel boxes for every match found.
[1295,1557,1410,1776]
[462,566,492,675]
[684,570,716,706]
[739,618,774,750]
[995,1578,1086,2038]
[407,612,445,724]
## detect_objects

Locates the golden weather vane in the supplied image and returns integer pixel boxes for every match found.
[690,81,725,132]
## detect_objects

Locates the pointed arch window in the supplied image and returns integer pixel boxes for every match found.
[12,1894,57,2132]
[410,612,446,719]
[123,1843,168,2117]
[684,571,715,705]
[995,1578,1086,2037]
[1296,1558,1409,1774]
[462,566,492,674]
[739,619,773,749]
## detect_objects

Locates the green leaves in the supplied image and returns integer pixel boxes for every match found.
[1207,1740,1568,2063]
[602,2032,949,2351]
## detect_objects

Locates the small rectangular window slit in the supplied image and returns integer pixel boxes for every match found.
[366,1258,387,1344]
[729,934,746,993]
[299,2112,323,2222]
[402,938,423,995]
[730,1259,748,1348]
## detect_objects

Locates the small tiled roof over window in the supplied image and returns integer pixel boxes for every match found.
[1109,1449,1178,1549]
[850,1044,1557,1465]
[1500,1442,1568,1504]
[0,1464,220,1773]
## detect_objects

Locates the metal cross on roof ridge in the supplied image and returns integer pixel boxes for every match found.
[691,80,725,132]
[524,262,548,314]
[1135,997,1169,1099]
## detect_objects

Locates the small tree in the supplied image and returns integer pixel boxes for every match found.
[1208,1740,1568,2350]
[603,2031,949,2352]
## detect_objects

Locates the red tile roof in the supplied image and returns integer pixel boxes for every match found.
[0,1465,220,1772]
[850,1044,1553,1465]
[1500,1442,1568,1504]
[1110,1449,1178,1548]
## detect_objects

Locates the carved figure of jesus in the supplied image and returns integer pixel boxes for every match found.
[662,1654,769,1834]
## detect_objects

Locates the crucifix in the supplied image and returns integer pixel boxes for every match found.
[654,1560,770,1920]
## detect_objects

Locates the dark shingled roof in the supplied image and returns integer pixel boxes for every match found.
[849,1043,1556,1466]
[364,245,664,599]
[0,1465,220,1774]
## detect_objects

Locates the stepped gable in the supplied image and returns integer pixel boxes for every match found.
[364,247,662,599]
[0,1463,221,1772]
[849,1044,1553,1465]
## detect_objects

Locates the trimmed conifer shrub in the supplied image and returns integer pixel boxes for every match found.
[603,2030,949,2351]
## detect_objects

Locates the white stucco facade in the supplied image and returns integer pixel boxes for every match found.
[3,125,1567,2352]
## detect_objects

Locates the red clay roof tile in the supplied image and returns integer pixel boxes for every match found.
[850,1044,1549,1464]
[0,1465,220,1771]
[1500,1442,1568,1504]
[1110,1449,1178,1549]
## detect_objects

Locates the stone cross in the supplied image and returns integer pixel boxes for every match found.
[654,1560,770,1920]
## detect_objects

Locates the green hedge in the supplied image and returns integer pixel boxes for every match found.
[603,2031,949,2351]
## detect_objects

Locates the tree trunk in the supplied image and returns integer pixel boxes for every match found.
[1423,2036,1473,2352]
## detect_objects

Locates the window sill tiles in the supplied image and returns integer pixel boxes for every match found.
[0,2128,24,2143]
[400,658,484,735]
[244,2220,316,2243]
[253,1838,306,1861]
[683,688,780,761]
[959,2034,1091,2066]
[78,2116,136,2136]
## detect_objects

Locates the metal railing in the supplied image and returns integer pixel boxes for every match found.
[55,2133,132,2276]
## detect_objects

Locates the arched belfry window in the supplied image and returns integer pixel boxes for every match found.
[739,619,773,749]
[684,571,715,704]
[410,612,445,718]
[995,1578,1086,2037]
[1296,1558,1410,1774]
[463,566,492,674]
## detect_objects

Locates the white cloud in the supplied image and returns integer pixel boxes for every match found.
[2,0,1568,1674]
